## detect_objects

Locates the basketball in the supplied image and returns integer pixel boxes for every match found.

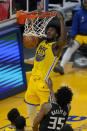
[23,34,39,48]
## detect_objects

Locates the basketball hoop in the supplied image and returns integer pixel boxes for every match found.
[16,10,57,37]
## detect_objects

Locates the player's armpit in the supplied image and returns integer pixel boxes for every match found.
[56,39,66,48]
[52,39,66,57]
[33,103,50,131]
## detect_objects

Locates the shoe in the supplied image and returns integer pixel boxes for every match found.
[53,65,64,75]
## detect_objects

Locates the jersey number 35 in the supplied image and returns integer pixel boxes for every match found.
[48,117,65,130]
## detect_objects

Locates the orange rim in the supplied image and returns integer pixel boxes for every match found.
[16,10,57,24]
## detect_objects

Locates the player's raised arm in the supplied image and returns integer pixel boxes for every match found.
[57,12,66,42]
[56,11,67,45]
[47,78,56,103]
[33,103,50,131]
[53,12,67,57]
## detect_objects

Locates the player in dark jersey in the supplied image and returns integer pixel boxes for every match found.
[60,125,73,131]
[33,78,73,131]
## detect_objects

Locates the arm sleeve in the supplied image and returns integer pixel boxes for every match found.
[70,12,79,38]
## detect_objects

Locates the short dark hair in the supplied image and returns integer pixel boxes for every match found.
[15,116,26,130]
[7,108,20,124]
[55,86,73,107]
[60,125,74,131]
[46,23,60,36]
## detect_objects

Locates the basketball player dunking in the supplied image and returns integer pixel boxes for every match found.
[33,78,73,131]
[24,12,66,129]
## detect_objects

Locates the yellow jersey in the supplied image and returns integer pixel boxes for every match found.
[32,40,60,81]
[3,127,15,131]
[25,40,62,105]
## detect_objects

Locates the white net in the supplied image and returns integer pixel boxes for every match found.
[24,16,55,37]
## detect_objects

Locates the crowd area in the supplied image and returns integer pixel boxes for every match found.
[0,0,43,21]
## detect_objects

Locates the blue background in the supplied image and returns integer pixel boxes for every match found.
[0,28,27,100]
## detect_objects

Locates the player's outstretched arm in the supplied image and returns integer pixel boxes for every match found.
[54,12,67,57]
[56,12,66,42]
[33,103,50,131]
[47,78,56,103]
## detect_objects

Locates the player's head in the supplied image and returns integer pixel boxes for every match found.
[60,125,74,131]
[82,0,87,11]
[15,116,26,131]
[46,24,60,41]
[7,108,20,126]
[55,86,73,107]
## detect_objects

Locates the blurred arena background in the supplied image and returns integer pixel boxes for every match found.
[0,0,87,130]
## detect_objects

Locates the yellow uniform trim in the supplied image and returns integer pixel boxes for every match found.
[75,35,87,45]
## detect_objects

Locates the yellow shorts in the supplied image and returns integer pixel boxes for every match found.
[75,35,87,46]
[25,76,50,106]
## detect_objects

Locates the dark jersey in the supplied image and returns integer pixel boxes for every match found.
[39,103,69,131]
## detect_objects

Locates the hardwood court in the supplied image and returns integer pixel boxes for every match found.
[0,63,87,131]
